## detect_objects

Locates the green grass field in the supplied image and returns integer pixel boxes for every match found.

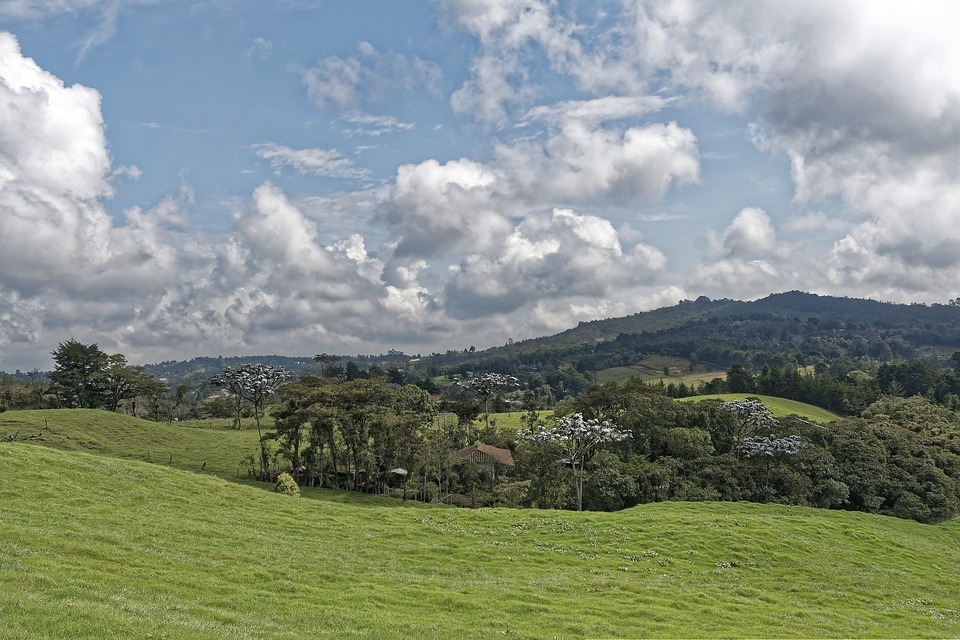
[0,409,261,480]
[678,393,843,424]
[597,355,725,385]
[3,408,957,637]
[2,443,958,639]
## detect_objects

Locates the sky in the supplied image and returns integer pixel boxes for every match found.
[0,0,958,372]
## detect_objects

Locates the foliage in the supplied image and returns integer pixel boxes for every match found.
[518,412,629,510]
[49,339,109,408]
[48,340,164,415]
[273,472,300,497]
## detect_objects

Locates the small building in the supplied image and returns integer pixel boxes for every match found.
[451,443,515,482]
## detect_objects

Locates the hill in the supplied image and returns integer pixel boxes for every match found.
[677,393,843,424]
[16,291,936,392]
[410,292,960,377]
[2,443,958,639]
[0,409,259,481]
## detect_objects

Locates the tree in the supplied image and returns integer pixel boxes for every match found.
[313,353,341,377]
[458,373,518,437]
[50,339,108,408]
[98,354,158,413]
[738,433,805,498]
[519,413,630,511]
[719,398,780,449]
[211,364,289,479]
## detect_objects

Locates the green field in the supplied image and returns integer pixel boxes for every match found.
[678,393,843,424]
[2,442,958,639]
[597,355,725,385]
[3,408,957,637]
[0,409,261,480]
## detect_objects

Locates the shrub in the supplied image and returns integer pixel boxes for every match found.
[273,472,300,497]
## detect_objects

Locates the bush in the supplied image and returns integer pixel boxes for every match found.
[273,472,300,497]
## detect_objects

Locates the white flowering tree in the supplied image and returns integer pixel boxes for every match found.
[211,363,289,479]
[720,398,780,448]
[458,372,519,434]
[738,433,805,498]
[519,413,630,511]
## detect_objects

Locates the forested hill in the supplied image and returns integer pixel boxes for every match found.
[108,291,960,388]
[414,291,960,378]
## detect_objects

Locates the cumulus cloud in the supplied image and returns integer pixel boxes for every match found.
[623,0,960,298]
[686,258,784,302]
[382,117,699,266]
[708,207,785,260]
[252,143,368,179]
[442,0,621,123]
[442,0,958,302]
[496,120,700,205]
[443,208,667,318]
[0,33,440,367]
[304,41,442,109]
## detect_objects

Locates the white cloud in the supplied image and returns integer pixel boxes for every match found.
[497,120,700,205]
[686,259,784,302]
[243,37,273,60]
[338,112,415,137]
[524,95,674,125]
[304,42,442,109]
[443,208,667,318]
[708,207,785,260]
[252,143,368,179]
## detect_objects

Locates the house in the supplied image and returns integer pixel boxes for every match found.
[450,443,515,482]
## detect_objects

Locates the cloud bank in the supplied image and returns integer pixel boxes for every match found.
[1,0,958,370]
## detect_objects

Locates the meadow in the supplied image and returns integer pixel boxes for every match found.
[677,393,843,424]
[2,442,958,639]
[596,355,725,385]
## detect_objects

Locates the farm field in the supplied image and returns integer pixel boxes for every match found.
[2,442,958,639]
[596,355,725,385]
[677,393,843,424]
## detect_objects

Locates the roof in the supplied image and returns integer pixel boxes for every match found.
[452,443,515,467]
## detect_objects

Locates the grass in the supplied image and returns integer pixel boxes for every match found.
[0,409,261,481]
[485,410,553,432]
[678,393,843,424]
[597,355,725,385]
[2,443,958,639]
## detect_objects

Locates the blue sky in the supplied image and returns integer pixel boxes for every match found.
[1,0,958,371]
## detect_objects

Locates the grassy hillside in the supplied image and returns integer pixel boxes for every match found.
[0,409,260,480]
[678,393,843,424]
[2,443,958,639]
[596,355,726,384]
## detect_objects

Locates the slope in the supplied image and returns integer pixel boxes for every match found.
[2,444,958,639]
[0,409,258,481]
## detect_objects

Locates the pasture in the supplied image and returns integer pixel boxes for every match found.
[2,443,958,639]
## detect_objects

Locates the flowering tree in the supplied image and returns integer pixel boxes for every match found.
[720,398,780,448]
[519,413,630,511]
[211,363,288,479]
[738,433,805,498]
[458,373,519,434]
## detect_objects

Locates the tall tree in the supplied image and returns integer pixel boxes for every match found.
[50,340,108,408]
[211,364,289,479]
